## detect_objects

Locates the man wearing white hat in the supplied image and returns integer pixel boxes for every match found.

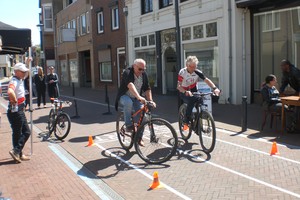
[7,60,31,163]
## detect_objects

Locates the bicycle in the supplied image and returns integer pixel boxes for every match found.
[116,100,178,164]
[178,92,216,153]
[46,98,72,140]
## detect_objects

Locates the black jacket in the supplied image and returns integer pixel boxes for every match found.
[280,64,300,93]
[261,85,280,110]
[115,67,151,111]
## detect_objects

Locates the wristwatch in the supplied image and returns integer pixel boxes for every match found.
[212,87,218,90]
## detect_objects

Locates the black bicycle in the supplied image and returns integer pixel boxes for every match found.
[47,98,72,140]
[116,101,178,164]
[178,92,216,153]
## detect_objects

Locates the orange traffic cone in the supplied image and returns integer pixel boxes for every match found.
[149,171,163,190]
[87,136,95,147]
[270,142,279,155]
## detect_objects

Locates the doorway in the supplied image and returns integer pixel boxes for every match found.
[82,51,91,87]
[163,47,177,94]
[117,47,126,87]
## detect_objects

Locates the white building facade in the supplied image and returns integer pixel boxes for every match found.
[126,0,251,104]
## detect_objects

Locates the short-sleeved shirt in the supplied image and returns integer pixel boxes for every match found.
[8,76,25,105]
[178,68,206,92]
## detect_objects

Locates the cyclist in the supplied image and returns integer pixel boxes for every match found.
[177,56,220,130]
[115,59,156,144]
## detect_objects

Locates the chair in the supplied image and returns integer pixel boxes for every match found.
[261,109,281,131]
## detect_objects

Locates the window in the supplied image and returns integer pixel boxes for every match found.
[77,16,80,36]
[261,12,280,32]
[111,7,119,30]
[71,19,76,29]
[134,37,140,48]
[80,13,86,35]
[43,4,53,31]
[182,27,191,41]
[180,0,189,2]
[149,34,155,46]
[159,0,173,9]
[99,62,112,81]
[206,22,217,37]
[97,12,104,33]
[141,36,147,46]
[193,25,203,39]
[86,12,90,33]
[298,8,300,25]
[141,0,153,14]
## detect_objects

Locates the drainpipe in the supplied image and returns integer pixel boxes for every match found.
[228,0,232,103]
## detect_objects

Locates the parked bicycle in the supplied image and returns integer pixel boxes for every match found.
[178,92,216,153]
[116,100,178,164]
[46,98,72,140]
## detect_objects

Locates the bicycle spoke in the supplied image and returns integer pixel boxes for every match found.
[199,111,216,153]
[135,119,177,164]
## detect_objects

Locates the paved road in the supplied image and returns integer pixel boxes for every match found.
[1,86,300,199]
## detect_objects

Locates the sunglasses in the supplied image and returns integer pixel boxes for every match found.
[138,68,146,72]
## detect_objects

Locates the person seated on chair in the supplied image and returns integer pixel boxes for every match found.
[261,74,285,114]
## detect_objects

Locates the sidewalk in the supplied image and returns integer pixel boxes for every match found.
[0,85,299,200]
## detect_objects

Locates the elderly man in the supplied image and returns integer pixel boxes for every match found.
[7,61,31,163]
[115,59,156,145]
[177,56,220,130]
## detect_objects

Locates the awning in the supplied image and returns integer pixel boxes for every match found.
[236,0,299,9]
[0,21,31,55]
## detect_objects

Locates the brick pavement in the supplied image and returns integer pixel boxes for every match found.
[1,85,300,200]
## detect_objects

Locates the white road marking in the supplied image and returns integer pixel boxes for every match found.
[94,143,192,200]
[216,128,300,165]
[177,148,300,199]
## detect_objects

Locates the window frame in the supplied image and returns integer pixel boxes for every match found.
[80,13,87,35]
[159,0,173,9]
[97,11,104,34]
[43,4,53,32]
[141,0,153,15]
[111,6,119,30]
[99,61,113,82]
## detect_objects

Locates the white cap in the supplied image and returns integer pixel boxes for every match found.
[14,63,29,72]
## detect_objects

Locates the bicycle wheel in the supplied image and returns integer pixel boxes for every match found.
[135,118,178,164]
[116,111,134,150]
[178,104,192,140]
[198,110,216,153]
[47,109,56,133]
[54,113,71,140]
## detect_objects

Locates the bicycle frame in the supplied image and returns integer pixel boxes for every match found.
[131,102,152,130]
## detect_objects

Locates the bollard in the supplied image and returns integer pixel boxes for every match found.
[241,96,247,132]
[72,82,75,97]
[71,82,80,119]
[103,84,112,115]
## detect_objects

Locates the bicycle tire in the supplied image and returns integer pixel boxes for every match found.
[134,118,178,164]
[47,109,56,133]
[178,104,192,140]
[54,113,71,140]
[198,110,216,153]
[116,111,134,150]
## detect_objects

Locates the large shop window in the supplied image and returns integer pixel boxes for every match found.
[253,8,300,91]
[136,50,157,86]
[184,40,219,86]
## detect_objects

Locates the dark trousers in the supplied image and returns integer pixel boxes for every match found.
[37,88,46,106]
[180,93,199,123]
[7,106,31,155]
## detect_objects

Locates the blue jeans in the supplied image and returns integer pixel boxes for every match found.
[180,93,199,123]
[7,104,31,155]
[119,95,143,127]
